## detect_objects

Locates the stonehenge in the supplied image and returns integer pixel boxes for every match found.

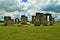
[3,12,55,26]
[4,16,14,26]
[21,15,28,25]
[34,15,40,26]
[15,18,20,24]
[32,16,35,24]
[33,13,55,26]
[11,19,14,25]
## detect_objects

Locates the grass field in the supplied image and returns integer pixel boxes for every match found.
[0,22,60,40]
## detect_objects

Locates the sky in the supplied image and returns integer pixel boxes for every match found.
[0,0,60,21]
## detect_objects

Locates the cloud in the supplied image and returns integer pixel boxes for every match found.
[0,0,22,12]
[0,0,60,21]
[41,4,60,13]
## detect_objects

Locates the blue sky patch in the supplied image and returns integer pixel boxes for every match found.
[22,0,28,2]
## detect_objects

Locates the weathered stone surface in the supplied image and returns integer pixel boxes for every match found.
[26,16,28,22]
[39,13,44,24]
[32,16,35,24]
[21,15,27,25]
[34,16,40,26]
[4,13,55,26]
[15,18,20,24]
[4,16,11,26]
[43,14,47,26]
[52,18,55,24]
[11,19,14,25]
[48,14,53,25]
[45,14,53,26]
[50,18,55,25]
[33,13,55,26]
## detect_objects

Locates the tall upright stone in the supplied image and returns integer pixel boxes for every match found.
[15,18,20,24]
[21,15,27,24]
[34,16,40,26]
[32,16,35,24]
[50,18,55,25]
[39,13,44,24]
[36,13,45,25]
[11,19,14,25]
[52,18,55,24]
[33,13,55,26]
[26,16,28,22]
[34,13,41,26]
[45,13,54,26]
[4,16,11,26]
[48,14,53,25]
[43,14,47,26]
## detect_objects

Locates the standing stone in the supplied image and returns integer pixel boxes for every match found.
[15,18,20,24]
[36,13,41,25]
[32,16,35,24]
[50,18,55,25]
[49,14,53,25]
[26,16,28,22]
[34,13,46,26]
[45,13,55,26]
[52,18,55,24]
[4,16,11,26]
[34,16,40,26]
[11,19,14,25]
[36,13,46,25]
[33,13,55,26]
[39,13,44,24]
[34,13,42,26]
[21,15,27,24]
[43,14,47,26]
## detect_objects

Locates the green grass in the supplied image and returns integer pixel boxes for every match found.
[0,22,60,40]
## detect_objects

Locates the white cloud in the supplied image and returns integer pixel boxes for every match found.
[0,0,60,21]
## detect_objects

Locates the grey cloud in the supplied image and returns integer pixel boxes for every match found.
[41,3,60,13]
[0,0,22,12]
